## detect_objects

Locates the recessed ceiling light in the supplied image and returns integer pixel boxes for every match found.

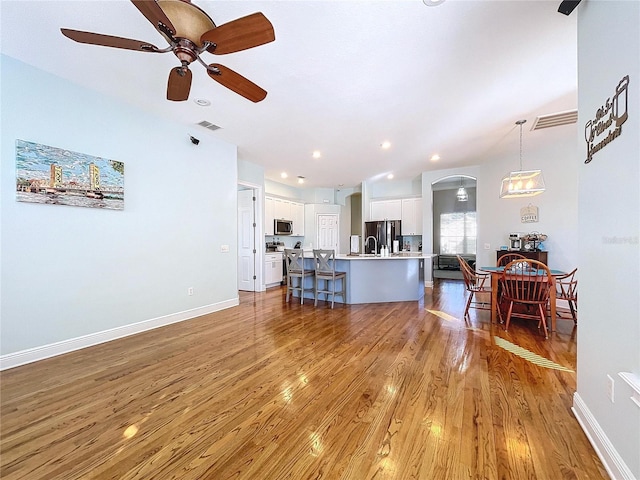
[280,172,288,179]
[194,98,211,107]
[387,173,394,179]
[423,0,445,6]
[312,150,321,159]
[430,154,441,162]
[297,176,305,184]
[381,141,391,150]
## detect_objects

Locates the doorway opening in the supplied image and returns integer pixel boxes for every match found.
[431,175,477,280]
[237,183,262,292]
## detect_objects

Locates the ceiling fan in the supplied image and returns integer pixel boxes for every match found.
[61,0,275,102]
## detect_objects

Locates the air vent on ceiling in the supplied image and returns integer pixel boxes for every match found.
[531,110,578,130]
[197,120,221,131]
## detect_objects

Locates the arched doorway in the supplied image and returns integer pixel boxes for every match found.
[431,175,477,279]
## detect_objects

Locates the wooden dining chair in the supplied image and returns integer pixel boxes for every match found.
[312,249,346,308]
[497,252,526,267]
[501,259,552,338]
[284,249,314,304]
[495,253,526,319]
[457,255,493,320]
[554,268,578,323]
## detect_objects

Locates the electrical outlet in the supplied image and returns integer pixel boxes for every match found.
[607,375,615,403]
[188,287,194,296]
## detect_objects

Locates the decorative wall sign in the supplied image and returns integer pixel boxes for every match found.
[584,75,630,164]
[15,140,124,210]
[520,204,539,223]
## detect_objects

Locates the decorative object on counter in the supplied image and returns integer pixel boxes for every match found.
[350,235,360,254]
[499,120,546,198]
[508,233,523,251]
[520,204,539,223]
[522,232,547,251]
[266,240,284,252]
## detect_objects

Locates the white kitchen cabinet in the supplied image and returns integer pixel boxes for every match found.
[401,197,423,235]
[265,196,305,236]
[370,199,402,221]
[291,202,305,236]
[264,196,275,235]
[274,198,292,220]
[265,252,283,286]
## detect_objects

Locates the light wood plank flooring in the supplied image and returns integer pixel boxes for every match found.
[1,280,606,479]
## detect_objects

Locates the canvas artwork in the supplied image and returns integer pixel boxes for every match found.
[15,140,124,210]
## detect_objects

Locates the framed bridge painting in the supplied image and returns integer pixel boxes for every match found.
[15,140,124,211]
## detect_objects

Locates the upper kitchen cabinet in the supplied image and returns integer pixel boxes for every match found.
[265,195,305,236]
[401,197,423,235]
[265,196,275,235]
[274,198,292,220]
[370,199,402,221]
[291,202,305,236]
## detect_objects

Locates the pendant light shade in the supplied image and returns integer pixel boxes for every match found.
[500,120,546,198]
[499,170,545,198]
[456,178,468,201]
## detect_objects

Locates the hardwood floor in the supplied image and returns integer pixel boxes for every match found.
[1,280,606,479]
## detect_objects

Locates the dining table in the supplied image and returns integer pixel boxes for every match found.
[480,266,567,332]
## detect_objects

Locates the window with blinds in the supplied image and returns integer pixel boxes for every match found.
[440,212,477,255]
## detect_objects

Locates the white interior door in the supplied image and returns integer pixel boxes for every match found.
[237,189,256,291]
[317,214,339,251]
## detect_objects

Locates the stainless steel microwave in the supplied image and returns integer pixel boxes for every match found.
[274,219,293,235]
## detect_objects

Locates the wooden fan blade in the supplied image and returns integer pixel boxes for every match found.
[131,0,176,38]
[167,67,192,101]
[208,64,267,102]
[61,28,161,52]
[201,12,275,55]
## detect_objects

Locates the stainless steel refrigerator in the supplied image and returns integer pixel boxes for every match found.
[364,220,401,254]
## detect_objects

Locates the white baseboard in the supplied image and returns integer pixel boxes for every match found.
[572,392,636,479]
[0,297,239,371]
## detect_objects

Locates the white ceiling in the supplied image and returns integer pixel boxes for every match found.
[1,0,577,189]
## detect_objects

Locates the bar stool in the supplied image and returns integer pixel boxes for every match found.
[284,249,314,304]
[312,249,346,308]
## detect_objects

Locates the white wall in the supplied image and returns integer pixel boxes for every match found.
[419,125,579,274]
[1,56,239,363]
[574,2,640,478]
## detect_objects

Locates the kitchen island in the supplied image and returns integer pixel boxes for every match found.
[295,253,436,304]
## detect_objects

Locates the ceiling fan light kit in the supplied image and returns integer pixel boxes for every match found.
[60,0,275,103]
[500,120,546,199]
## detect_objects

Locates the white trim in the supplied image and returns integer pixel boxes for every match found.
[572,392,635,480]
[619,372,640,409]
[0,298,239,371]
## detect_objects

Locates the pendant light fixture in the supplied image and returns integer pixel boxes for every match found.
[456,178,468,202]
[499,119,546,198]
